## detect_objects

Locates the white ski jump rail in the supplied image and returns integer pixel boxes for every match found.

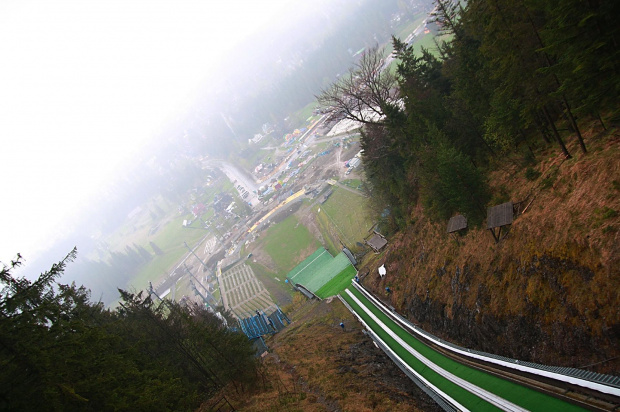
[350,281,620,399]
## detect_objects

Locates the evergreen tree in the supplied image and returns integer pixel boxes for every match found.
[419,130,490,225]
[537,0,620,127]
[0,252,257,411]
[320,0,619,230]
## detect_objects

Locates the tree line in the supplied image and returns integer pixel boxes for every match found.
[320,0,618,230]
[0,251,257,411]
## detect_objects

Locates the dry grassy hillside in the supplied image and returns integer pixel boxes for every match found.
[200,125,618,412]
[362,124,619,374]
[202,295,441,411]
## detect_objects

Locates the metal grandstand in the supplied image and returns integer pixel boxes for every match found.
[238,306,290,340]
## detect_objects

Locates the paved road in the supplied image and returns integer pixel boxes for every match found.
[310,132,360,146]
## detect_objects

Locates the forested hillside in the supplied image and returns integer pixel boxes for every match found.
[319,0,619,376]
[0,252,257,410]
[321,0,618,230]
[2,1,618,410]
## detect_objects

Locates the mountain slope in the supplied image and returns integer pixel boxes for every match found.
[363,125,619,375]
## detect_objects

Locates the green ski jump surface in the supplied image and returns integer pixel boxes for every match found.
[287,247,356,298]
[342,285,585,411]
[315,265,357,298]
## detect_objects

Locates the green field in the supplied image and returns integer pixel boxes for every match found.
[125,174,246,290]
[261,214,321,275]
[314,210,340,256]
[153,216,206,251]
[341,179,363,189]
[342,287,583,412]
[315,265,357,299]
[315,187,373,250]
[102,196,172,256]
[130,241,201,291]
[290,100,320,127]
[235,133,277,171]
[107,175,225,247]
[108,177,237,293]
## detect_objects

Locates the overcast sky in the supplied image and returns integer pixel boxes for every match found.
[0,0,293,265]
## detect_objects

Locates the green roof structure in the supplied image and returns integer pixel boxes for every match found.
[287,247,356,298]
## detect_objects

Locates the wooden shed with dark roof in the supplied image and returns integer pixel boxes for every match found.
[447,215,468,234]
[366,233,388,253]
[487,201,514,242]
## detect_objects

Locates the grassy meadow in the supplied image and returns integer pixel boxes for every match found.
[260,214,321,276]
[315,187,373,251]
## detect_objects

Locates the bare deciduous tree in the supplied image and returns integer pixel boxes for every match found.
[317,46,400,126]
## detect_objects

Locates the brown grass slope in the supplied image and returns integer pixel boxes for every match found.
[200,126,617,412]
[206,294,440,411]
[365,124,620,375]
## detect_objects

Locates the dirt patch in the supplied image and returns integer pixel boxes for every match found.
[308,165,325,181]
[249,250,277,273]
[340,141,361,161]
[320,167,341,181]
[205,249,226,268]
